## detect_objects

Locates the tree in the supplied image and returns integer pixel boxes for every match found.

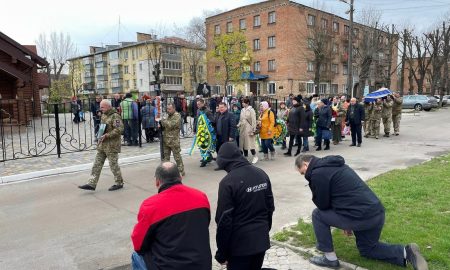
[208,31,249,94]
[36,32,76,81]
[68,60,84,97]
[143,41,163,94]
[180,9,225,48]
[398,27,413,95]
[182,48,205,92]
[426,27,445,96]
[406,34,433,94]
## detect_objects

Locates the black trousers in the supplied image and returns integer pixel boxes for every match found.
[312,208,405,266]
[227,252,265,270]
[350,123,362,145]
[288,134,302,153]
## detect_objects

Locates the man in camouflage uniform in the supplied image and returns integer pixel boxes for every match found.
[382,96,394,137]
[363,100,373,137]
[79,100,124,191]
[160,103,185,176]
[370,98,383,139]
[391,92,403,136]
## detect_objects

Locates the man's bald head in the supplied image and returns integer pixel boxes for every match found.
[100,100,112,112]
[155,162,182,185]
[350,98,357,105]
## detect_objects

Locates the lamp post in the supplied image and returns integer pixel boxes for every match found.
[340,0,354,97]
[242,51,251,96]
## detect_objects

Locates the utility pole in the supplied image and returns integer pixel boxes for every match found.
[399,29,408,96]
[347,0,354,98]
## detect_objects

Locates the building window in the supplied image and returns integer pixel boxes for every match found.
[331,84,338,94]
[254,61,261,72]
[253,39,261,50]
[239,19,246,30]
[332,43,338,54]
[321,18,328,29]
[268,82,276,95]
[320,64,327,72]
[108,51,119,60]
[343,64,348,75]
[342,84,348,94]
[331,64,338,74]
[353,28,359,38]
[319,83,327,94]
[165,46,180,55]
[306,82,315,94]
[214,25,220,35]
[125,80,130,88]
[333,22,339,33]
[344,25,350,35]
[254,15,261,27]
[308,38,314,49]
[163,60,182,70]
[226,85,234,96]
[124,66,129,74]
[139,63,143,71]
[307,14,316,26]
[268,36,276,48]
[164,76,183,85]
[123,51,129,59]
[213,85,221,95]
[268,11,276,24]
[215,66,220,73]
[226,21,233,33]
[268,59,276,71]
[140,79,143,87]
[307,61,314,72]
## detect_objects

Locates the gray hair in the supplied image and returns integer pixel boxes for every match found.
[100,99,112,107]
[154,162,181,184]
[295,154,315,168]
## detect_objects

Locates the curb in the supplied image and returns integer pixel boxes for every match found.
[0,148,191,184]
[271,240,368,270]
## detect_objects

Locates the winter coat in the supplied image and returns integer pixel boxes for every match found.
[140,104,156,129]
[97,108,123,153]
[392,97,403,115]
[345,103,365,125]
[259,109,275,140]
[215,110,237,143]
[232,108,241,137]
[330,102,345,126]
[305,155,384,219]
[316,106,332,129]
[215,142,275,263]
[300,109,313,136]
[286,104,305,135]
[91,101,101,121]
[121,98,138,120]
[238,106,257,150]
[131,182,212,270]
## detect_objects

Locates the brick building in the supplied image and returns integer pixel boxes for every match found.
[401,57,449,95]
[0,32,49,124]
[205,0,398,98]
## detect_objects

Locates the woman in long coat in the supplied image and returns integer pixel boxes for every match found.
[238,98,258,164]
[284,96,304,156]
[140,99,156,142]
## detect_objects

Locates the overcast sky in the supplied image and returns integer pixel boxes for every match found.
[1,0,449,56]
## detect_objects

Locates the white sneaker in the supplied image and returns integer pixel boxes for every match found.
[252,156,259,164]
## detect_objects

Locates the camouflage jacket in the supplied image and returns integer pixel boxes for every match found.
[161,112,181,144]
[364,103,373,121]
[382,99,393,118]
[371,102,383,120]
[392,97,403,115]
[97,108,123,153]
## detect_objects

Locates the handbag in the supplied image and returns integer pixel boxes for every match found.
[322,129,332,140]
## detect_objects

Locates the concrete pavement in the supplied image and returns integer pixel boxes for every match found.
[0,108,449,270]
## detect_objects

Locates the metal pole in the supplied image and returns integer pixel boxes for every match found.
[54,103,61,158]
[348,0,354,98]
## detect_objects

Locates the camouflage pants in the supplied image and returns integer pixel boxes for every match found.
[370,119,381,138]
[163,142,185,175]
[392,114,401,134]
[88,150,123,187]
[364,119,371,135]
[382,116,392,135]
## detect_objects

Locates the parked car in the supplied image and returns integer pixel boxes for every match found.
[434,95,448,107]
[402,95,438,111]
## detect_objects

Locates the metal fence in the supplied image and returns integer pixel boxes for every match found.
[0,98,195,163]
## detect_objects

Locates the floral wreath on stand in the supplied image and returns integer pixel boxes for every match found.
[189,112,216,160]
[272,119,287,145]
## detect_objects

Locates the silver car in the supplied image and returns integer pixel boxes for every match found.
[434,95,448,107]
[402,95,438,111]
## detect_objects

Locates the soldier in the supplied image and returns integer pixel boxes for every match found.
[370,98,383,139]
[391,92,403,136]
[160,103,185,176]
[363,100,373,137]
[79,100,124,191]
[382,96,394,137]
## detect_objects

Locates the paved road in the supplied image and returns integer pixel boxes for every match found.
[0,108,449,270]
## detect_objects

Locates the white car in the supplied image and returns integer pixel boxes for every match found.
[434,95,448,107]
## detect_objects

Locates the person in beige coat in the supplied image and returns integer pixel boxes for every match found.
[238,98,258,164]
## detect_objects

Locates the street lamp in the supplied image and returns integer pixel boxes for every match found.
[242,51,251,96]
[339,0,354,97]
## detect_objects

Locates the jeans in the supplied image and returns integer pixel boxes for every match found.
[303,136,309,149]
[350,123,362,145]
[316,128,323,145]
[288,134,301,153]
[261,139,275,154]
[124,119,139,144]
[312,208,405,266]
[227,252,266,270]
[131,252,147,270]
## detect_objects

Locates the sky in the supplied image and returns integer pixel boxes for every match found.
[1,0,449,56]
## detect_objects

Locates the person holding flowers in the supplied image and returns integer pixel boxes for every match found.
[191,98,216,168]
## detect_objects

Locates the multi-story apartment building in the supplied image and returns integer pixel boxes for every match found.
[205,0,398,98]
[69,33,206,96]
[402,57,450,95]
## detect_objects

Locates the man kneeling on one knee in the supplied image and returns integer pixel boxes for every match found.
[295,154,428,270]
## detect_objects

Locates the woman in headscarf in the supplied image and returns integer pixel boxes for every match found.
[259,101,276,160]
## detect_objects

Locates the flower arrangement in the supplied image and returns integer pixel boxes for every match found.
[189,112,216,160]
[273,119,287,145]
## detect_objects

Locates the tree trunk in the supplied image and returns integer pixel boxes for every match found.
[314,61,321,95]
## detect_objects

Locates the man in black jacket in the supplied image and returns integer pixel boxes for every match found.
[215,142,275,270]
[345,98,365,147]
[295,155,428,270]
[215,102,237,154]
[131,162,211,270]
[315,99,332,151]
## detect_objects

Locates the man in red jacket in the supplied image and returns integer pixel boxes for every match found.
[131,162,211,270]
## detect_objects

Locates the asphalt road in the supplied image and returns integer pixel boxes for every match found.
[0,108,449,270]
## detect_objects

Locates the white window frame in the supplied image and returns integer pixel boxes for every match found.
[214,25,220,35]
[226,84,234,96]
[254,61,261,72]
[239,19,246,30]
[254,15,261,27]
[268,59,276,71]
[306,82,315,94]
[307,61,314,72]
[268,36,276,48]
[268,11,276,24]
[331,84,338,94]
[331,64,338,74]
[342,84,348,94]
[319,83,328,94]
[307,14,315,26]
[226,22,233,33]
[333,21,339,33]
[268,82,276,95]
[253,39,260,50]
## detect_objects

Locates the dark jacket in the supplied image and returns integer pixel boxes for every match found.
[194,106,215,132]
[305,155,384,219]
[111,98,121,109]
[215,142,275,263]
[140,104,156,129]
[345,103,365,125]
[209,97,217,114]
[90,101,101,121]
[215,110,237,142]
[131,182,212,270]
[287,104,305,135]
[190,99,198,117]
[300,108,313,136]
[316,106,332,129]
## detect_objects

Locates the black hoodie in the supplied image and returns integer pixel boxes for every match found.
[215,142,275,263]
[305,155,384,219]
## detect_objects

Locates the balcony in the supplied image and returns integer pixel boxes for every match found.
[96,75,108,81]
[84,77,95,84]
[110,65,122,74]
[83,57,94,65]
[83,83,95,91]
[95,62,107,68]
